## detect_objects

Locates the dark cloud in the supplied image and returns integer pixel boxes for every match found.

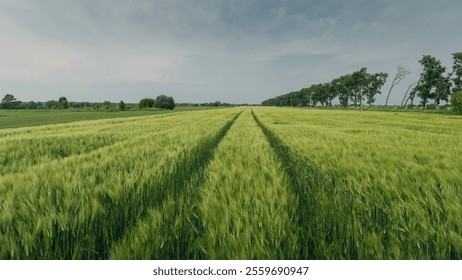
[1,0,461,104]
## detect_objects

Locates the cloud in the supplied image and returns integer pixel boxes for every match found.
[1,0,461,104]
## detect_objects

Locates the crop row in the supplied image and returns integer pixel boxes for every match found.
[110,109,298,259]
[2,107,461,259]
[253,107,462,259]
[0,114,181,176]
[0,109,241,259]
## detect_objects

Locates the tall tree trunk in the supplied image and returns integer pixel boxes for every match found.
[401,82,417,107]
[385,78,398,107]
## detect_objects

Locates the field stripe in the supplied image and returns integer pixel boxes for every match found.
[0,109,241,259]
[253,107,462,259]
[109,110,243,259]
[155,109,298,260]
[191,109,299,259]
[110,109,300,260]
[251,109,338,259]
[0,114,176,176]
[0,118,203,177]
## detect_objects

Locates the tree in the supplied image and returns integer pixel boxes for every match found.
[118,100,126,111]
[450,52,462,93]
[324,81,338,106]
[2,94,16,103]
[365,72,388,106]
[24,101,37,109]
[416,55,447,108]
[348,68,369,110]
[260,67,387,108]
[138,98,155,108]
[102,101,112,110]
[45,100,58,109]
[1,94,19,109]
[311,84,327,107]
[434,76,452,105]
[451,91,462,113]
[401,81,419,107]
[154,95,175,110]
[58,97,69,109]
[337,74,353,107]
[385,65,410,106]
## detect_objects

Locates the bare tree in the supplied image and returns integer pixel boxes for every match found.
[401,79,421,107]
[385,65,410,106]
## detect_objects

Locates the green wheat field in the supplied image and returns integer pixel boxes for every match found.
[1,107,461,259]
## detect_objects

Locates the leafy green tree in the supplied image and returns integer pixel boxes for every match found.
[1,94,19,109]
[337,75,352,107]
[260,67,387,108]
[118,100,126,111]
[58,97,69,109]
[2,94,16,103]
[138,98,155,108]
[45,100,58,109]
[102,101,112,110]
[434,76,452,105]
[416,55,447,108]
[366,72,388,106]
[155,95,176,110]
[325,81,338,106]
[450,52,462,93]
[24,101,37,109]
[313,83,332,107]
[451,91,462,113]
[349,68,369,110]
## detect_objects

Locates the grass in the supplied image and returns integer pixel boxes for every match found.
[194,109,298,259]
[1,106,461,259]
[0,107,219,129]
[253,107,462,259]
[109,111,243,259]
[0,108,241,259]
[110,109,298,259]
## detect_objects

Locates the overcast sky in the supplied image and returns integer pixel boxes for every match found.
[1,0,461,104]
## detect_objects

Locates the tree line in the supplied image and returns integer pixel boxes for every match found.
[262,52,462,111]
[0,94,177,111]
[0,95,128,110]
[263,67,388,110]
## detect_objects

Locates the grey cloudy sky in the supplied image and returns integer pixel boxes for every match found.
[1,0,461,104]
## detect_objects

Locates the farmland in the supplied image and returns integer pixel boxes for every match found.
[0,107,218,129]
[0,107,461,259]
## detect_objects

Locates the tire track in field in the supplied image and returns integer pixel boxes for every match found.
[108,110,243,259]
[189,109,299,259]
[251,109,337,259]
[0,110,242,259]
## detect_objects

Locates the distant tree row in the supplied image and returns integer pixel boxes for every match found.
[0,94,128,111]
[0,93,237,111]
[177,101,234,107]
[262,68,388,110]
[262,52,462,110]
